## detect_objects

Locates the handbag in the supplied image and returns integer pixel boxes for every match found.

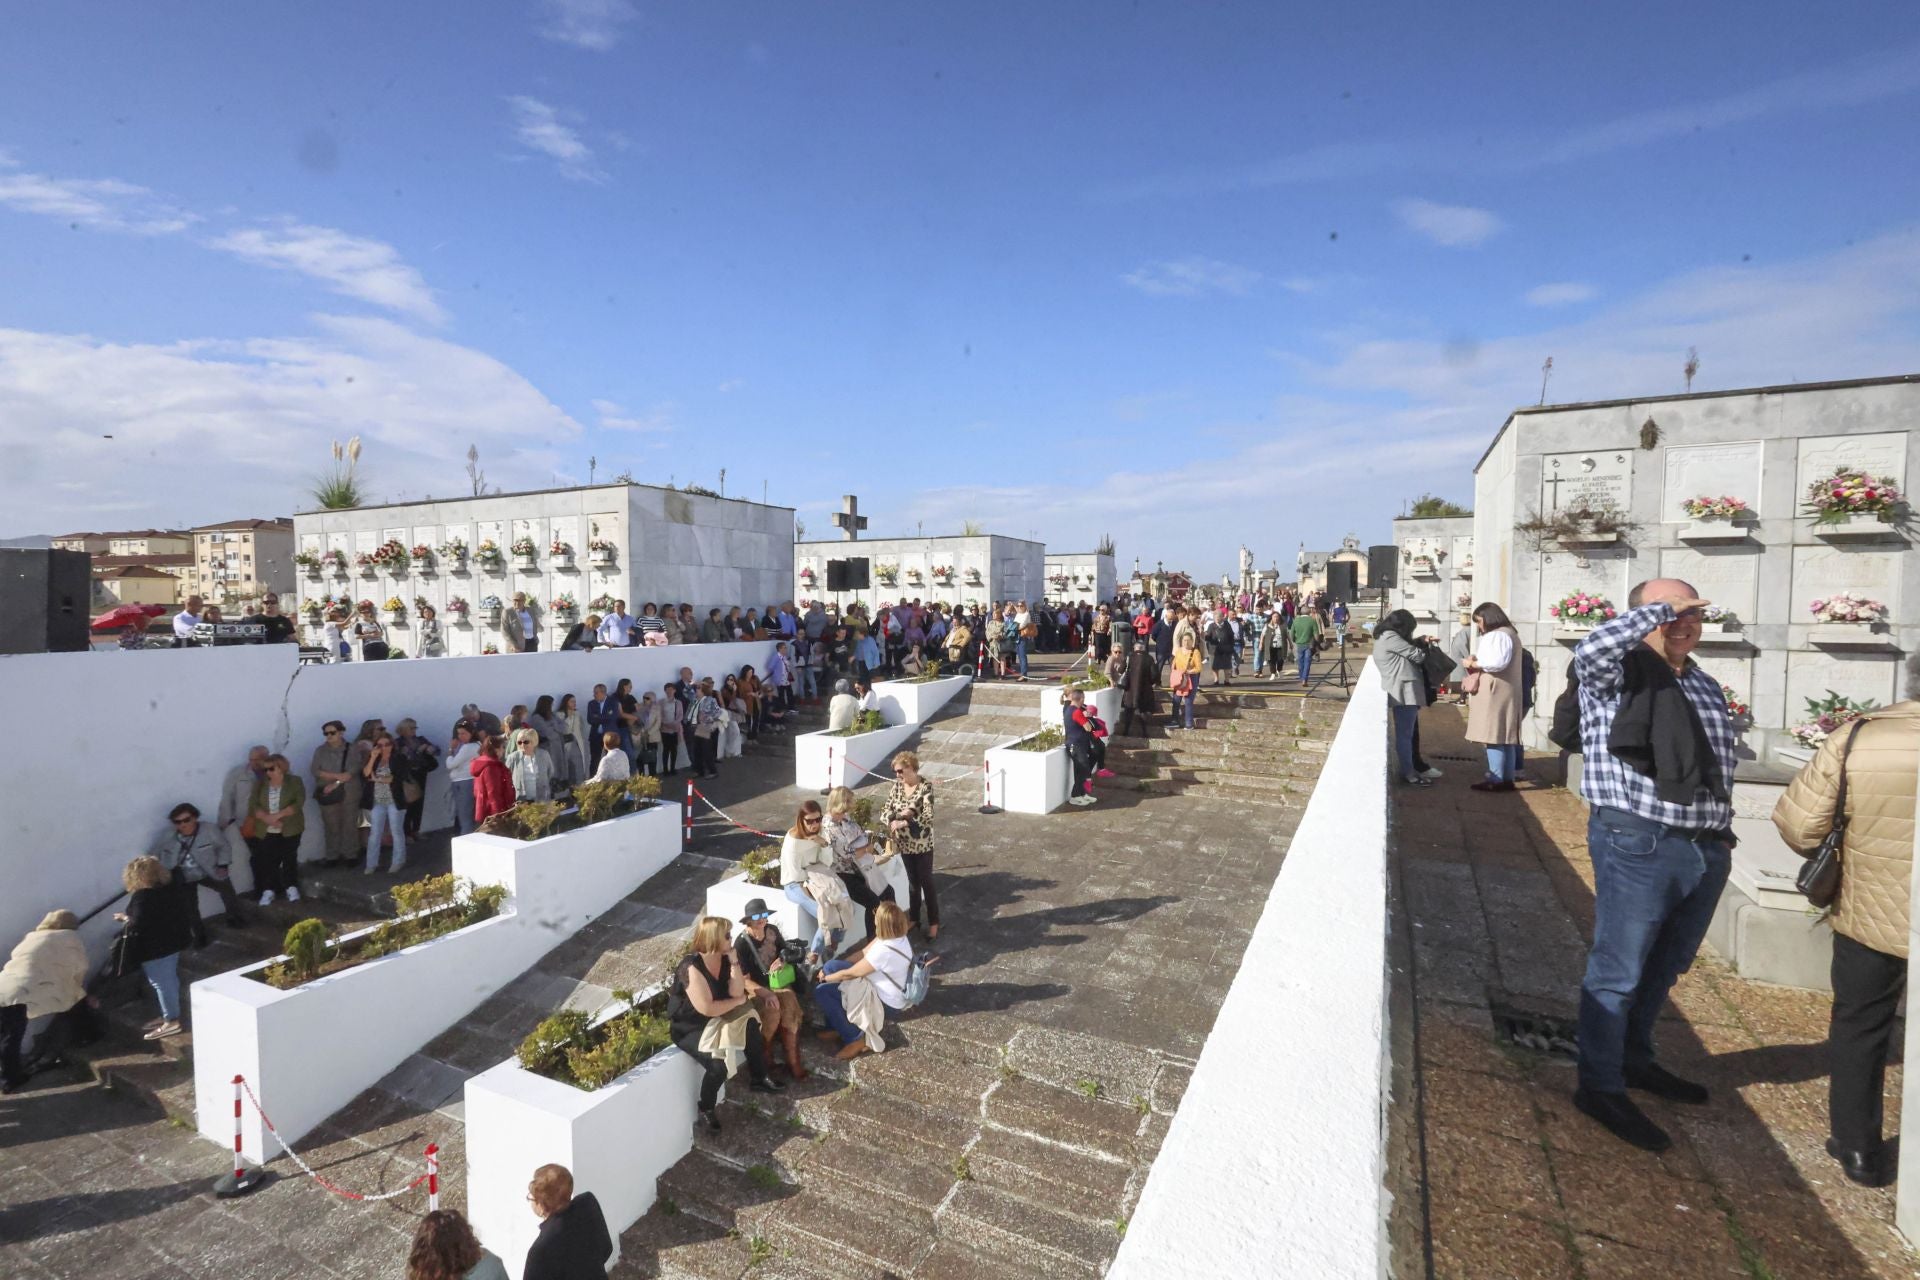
[316,781,345,806]
[1461,671,1484,695]
[1796,719,1868,909]
[240,814,258,840]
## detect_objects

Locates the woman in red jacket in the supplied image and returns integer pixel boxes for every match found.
[471,734,516,827]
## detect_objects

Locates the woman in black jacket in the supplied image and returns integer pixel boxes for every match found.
[733,899,809,1081]
[114,855,195,1040]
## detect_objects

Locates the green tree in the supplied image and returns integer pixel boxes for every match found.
[1407,493,1471,518]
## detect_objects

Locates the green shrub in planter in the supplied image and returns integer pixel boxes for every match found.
[571,779,626,825]
[831,709,886,737]
[518,1009,592,1078]
[283,918,329,983]
[1014,726,1065,752]
[1074,669,1112,691]
[626,774,662,806]
[739,843,781,888]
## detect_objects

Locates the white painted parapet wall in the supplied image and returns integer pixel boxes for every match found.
[0,641,772,963]
[1109,661,1390,1279]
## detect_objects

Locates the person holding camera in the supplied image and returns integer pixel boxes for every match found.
[361,731,408,875]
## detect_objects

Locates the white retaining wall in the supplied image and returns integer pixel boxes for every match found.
[192,803,683,1158]
[0,641,772,961]
[1109,662,1391,1279]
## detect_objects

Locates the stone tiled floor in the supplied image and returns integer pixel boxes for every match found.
[1,658,1330,1278]
[1397,706,1916,1279]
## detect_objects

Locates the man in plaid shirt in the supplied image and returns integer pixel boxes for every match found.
[1570,578,1735,1153]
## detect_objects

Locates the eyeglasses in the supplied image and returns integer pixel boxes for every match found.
[749,913,772,921]
[803,817,822,826]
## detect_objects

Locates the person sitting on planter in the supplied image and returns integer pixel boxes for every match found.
[0,909,89,1093]
[826,679,859,732]
[520,1164,611,1280]
[150,799,246,938]
[733,898,809,1081]
[405,1207,508,1280]
[815,901,917,1062]
[669,917,784,1132]
[781,802,847,962]
[824,785,894,941]
[589,732,630,783]
[509,727,553,803]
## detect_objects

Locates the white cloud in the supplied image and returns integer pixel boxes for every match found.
[592,398,675,434]
[0,315,582,532]
[538,0,636,50]
[1121,256,1260,298]
[1525,282,1598,307]
[507,96,606,183]
[1394,199,1503,247]
[717,378,746,394]
[0,153,195,234]
[210,222,444,325]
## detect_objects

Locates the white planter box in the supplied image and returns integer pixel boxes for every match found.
[589,549,615,568]
[552,553,575,571]
[793,724,919,791]
[1036,683,1120,728]
[447,555,469,575]
[193,804,683,1161]
[873,673,970,725]
[514,555,539,572]
[1775,745,1814,766]
[1813,515,1900,541]
[467,1024,704,1279]
[1694,623,1748,647]
[477,557,505,575]
[985,734,1070,814]
[1679,519,1752,543]
[1554,625,1598,642]
[1408,560,1439,578]
[1808,624,1897,648]
[385,610,406,627]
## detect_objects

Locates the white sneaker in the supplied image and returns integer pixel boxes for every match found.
[258,890,276,906]
[285,887,301,903]
[1069,794,1097,806]
[1417,766,1444,780]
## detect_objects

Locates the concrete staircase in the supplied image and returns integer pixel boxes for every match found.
[614,1019,1155,1279]
[1094,688,1345,810]
[910,680,1044,784]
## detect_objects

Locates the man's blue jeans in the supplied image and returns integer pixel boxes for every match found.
[1577,806,1731,1093]
[1296,643,1313,683]
[1484,744,1520,782]
[1016,638,1029,677]
[814,959,862,1047]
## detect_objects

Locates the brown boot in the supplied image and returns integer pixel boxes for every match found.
[781,1026,810,1081]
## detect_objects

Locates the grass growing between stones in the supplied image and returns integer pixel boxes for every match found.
[746,1164,783,1191]
[1075,1078,1103,1100]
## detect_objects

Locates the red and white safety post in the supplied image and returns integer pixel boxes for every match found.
[978,754,1000,815]
[212,1073,268,1198]
[683,780,695,849]
[425,1143,440,1212]
[823,743,834,795]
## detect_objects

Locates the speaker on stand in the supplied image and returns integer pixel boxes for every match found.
[1367,544,1399,625]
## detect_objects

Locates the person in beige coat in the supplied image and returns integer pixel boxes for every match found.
[1773,665,1920,1189]
[0,910,90,1091]
[1462,602,1526,792]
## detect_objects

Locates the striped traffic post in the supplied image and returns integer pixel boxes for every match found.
[425,1144,439,1212]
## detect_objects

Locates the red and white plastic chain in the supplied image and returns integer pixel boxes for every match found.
[686,786,780,839]
[238,1077,429,1202]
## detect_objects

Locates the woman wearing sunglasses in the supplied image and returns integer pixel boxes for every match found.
[309,721,361,867]
[247,755,306,904]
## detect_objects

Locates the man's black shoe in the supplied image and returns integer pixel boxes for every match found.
[1624,1063,1710,1106]
[1573,1087,1672,1152]
[1826,1138,1893,1187]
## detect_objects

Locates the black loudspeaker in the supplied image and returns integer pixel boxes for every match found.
[1368,544,1398,590]
[0,548,92,654]
[1324,561,1359,605]
[846,558,870,590]
[826,561,848,592]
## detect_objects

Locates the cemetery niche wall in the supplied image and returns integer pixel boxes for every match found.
[1390,514,1475,644]
[1471,374,1919,764]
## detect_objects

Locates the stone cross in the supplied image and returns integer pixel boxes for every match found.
[832,494,867,541]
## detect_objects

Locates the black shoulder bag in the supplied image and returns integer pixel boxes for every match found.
[1796,719,1868,909]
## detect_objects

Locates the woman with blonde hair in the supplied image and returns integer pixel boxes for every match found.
[825,785,894,940]
[248,754,307,902]
[0,909,89,1092]
[668,916,783,1131]
[1168,631,1203,731]
[114,856,194,1040]
[510,727,554,802]
[816,901,917,1061]
[882,752,938,938]
[780,801,845,961]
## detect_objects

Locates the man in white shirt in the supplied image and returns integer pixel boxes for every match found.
[173,595,204,646]
[598,601,635,647]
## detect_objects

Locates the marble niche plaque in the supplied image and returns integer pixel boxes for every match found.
[1789,546,1901,622]
[1785,649,1900,717]
[1402,577,1445,618]
[1660,547,1757,627]
[1541,450,1633,515]
[1796,431,1908,493]
[1537,548,1632,622]
[1452,535,1475,571]
[1663,441,1763,520]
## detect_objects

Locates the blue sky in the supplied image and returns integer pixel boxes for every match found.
[3,1,1919,576]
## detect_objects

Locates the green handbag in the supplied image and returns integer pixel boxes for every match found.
[767,961,797,991]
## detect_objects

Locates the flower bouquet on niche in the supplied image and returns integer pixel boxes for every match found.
[1548,592,1615,626]
[475,539,504,569]
[1809,592,1886,624]
[1804,468,1901,526]
[1789,690,1878,749]
[1681,495,1750,521]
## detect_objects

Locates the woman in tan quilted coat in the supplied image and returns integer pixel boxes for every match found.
[1772,670,1919,1190]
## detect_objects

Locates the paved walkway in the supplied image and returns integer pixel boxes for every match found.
[1,662,1339,1279]
[1393,706,1916,1279]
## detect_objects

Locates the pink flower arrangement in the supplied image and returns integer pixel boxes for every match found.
[1720,684,1750,723]
[1548,592,1615,625]
[1681,495,1750,520]
[1790,691,1878,748]
[1805,468,1902,525]
[1808,591,1886,624]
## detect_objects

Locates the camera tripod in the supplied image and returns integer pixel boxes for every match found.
[1307,629,1355,696]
